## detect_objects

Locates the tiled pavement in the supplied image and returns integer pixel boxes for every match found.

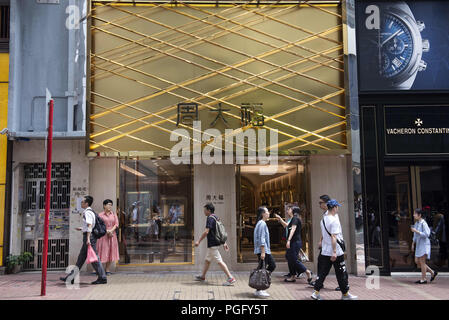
[0,271,448,300]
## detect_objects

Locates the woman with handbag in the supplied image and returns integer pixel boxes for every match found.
[276,206,313,284]
[411,208,438,284]
[253,206,276,298]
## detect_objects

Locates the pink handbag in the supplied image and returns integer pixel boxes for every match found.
[86,244,98,264]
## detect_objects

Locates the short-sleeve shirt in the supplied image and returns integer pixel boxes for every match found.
[206,215,221,248]
[320,212,344,257]
[82,207,96,233]
[287,216,302,242]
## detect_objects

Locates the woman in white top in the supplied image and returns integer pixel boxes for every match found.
[411,208,438,284]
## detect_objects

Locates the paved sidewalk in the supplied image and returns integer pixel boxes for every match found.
[0,271,448,300]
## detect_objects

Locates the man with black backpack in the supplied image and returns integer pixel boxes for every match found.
[194,203,236,286]
[60,195,107,285]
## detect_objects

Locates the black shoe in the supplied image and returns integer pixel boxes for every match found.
[284,278,296,283]
[91,278,107,285]
[415,280,427,284]
[60,276,74,285]
[430,271,438,282]
[335,286,340,291]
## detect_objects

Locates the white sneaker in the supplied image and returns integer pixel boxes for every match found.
[341,293,358,300]
[311,291,322,300]
[259,290,270,297]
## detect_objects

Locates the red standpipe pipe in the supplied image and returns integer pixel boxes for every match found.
[41,99,54,296]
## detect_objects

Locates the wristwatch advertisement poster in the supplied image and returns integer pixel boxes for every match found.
[356,1,449,91]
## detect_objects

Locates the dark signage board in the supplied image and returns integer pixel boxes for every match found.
[356,1,449,92]
[384,105,449,155]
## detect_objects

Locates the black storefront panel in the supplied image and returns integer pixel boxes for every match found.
[384,105,449,155]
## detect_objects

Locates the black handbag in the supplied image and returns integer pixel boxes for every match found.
[249,260,271,290]
[322,218,346,253]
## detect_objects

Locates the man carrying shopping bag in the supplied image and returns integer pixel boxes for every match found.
[60,196,107,285]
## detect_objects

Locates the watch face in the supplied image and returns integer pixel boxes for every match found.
[379,14,414,78]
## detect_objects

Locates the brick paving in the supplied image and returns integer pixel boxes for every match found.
[0,271,448,300]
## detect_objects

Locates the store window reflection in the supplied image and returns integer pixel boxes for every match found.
[119,159,193,265]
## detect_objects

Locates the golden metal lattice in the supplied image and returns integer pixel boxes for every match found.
[89,0,346,154]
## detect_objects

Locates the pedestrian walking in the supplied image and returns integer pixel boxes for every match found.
[194,203,236,286]
[275,206,312,284]
[60,195,107,285]
[411,208,438,284]
[309,194,341,291]
[96,199,120,275]
[311,199,357,300]
[253,206,276,297]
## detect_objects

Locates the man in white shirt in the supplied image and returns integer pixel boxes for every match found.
[60,195,107,285]
[311,198,357,300]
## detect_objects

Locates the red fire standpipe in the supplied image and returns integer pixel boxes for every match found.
[41,99,54,296]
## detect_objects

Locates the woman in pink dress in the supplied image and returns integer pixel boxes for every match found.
[97,199,120,274]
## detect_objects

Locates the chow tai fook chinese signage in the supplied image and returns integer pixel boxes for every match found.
[88,2,347,155]
[384,105,449,155]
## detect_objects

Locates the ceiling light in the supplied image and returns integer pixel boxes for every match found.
[120,163,146,177]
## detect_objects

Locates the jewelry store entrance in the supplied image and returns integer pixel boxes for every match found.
[236,159,312,264]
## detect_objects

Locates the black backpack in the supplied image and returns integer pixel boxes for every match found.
[89,209,107,239]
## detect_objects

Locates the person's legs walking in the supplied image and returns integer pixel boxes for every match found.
[291,241,311,280]
[61,233,88,283]
[265,254,276,273]
[90,236,107,283]
[312,254,332,296]
[333,255,350,294]
[285,248,298,281]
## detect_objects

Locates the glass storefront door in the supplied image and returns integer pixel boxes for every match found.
[118,159,193,265]
[385,165,449,271]
[236,160,311,263]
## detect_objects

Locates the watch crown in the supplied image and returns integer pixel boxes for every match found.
[417,21,425,32]
[422,39,430,52]
[418,60,427,72]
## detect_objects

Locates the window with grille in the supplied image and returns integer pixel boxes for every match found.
[0,5,9,52]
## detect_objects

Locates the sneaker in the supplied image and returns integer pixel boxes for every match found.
[258,290,270,298]
[311,291,322,300]
[341,293,358,300]
[194,275,205,281]
[414,280,427,284]
[223,277,236,286]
